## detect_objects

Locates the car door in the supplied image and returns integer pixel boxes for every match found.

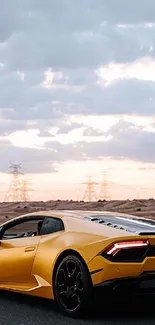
[0,216,45,284]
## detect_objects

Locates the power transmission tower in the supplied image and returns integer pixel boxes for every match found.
[4,163,23,202]
[99,171,110,200]
[20,178,32,202]
[82,176,98,202]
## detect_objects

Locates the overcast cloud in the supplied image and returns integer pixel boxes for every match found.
[0,0,155,172]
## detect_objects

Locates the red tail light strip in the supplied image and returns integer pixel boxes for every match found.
[105,240,149,256]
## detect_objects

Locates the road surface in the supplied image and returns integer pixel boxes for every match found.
[0,291,155,325]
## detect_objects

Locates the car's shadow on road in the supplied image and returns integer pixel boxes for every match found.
[1,291,155,322]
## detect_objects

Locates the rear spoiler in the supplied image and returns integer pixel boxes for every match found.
[138,232,155,236]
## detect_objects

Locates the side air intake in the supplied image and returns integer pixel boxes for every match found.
[84,216,129,232]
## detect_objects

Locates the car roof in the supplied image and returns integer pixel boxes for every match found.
[0,209,134,228]
[17,209,135,220]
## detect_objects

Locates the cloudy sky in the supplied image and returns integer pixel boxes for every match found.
[0,0,155,201]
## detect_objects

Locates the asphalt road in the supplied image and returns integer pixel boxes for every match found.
[0,291,155,325]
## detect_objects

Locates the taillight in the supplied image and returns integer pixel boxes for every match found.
[102,240,150,262]
[106,240,149,256]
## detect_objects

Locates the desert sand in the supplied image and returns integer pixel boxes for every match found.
[0,198,155,224]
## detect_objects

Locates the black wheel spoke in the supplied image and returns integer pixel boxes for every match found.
[76,271,83,292]
[70,293,81,309]
[57,268,68,293]
[61,263,69,280]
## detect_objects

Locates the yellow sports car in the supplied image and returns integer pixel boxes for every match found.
[0,209,155,317]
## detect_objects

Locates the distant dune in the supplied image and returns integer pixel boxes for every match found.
[0,199,155,224]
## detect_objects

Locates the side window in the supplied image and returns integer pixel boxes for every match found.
[40,217,64,235]
[2,218,44,239]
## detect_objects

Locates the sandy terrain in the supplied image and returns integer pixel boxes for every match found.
[0,198,155,224]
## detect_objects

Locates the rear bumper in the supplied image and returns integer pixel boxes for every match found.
[93,271,155,298]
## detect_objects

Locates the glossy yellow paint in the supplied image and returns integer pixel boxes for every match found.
[0,235,40,283]
[87,254,155,285]
[0,210,154,301]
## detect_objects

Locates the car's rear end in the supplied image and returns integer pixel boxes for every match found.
[50,210,155,316]
[84,214,155,298]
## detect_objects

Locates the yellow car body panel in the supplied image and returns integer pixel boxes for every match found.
[0,209,155,301]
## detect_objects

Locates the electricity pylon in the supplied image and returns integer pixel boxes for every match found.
[99,171,110,200]
[20,178,32,202]
[4,163,32,202]
[4,163,23,202]
[82,175,98,202]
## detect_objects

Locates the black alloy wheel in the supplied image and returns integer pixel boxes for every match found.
[54,254,93,317]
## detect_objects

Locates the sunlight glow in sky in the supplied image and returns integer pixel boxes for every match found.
[0,1,155,201]
[97,57,155,85]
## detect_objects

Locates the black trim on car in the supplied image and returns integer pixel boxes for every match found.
[93,271,155,295]
[90,268,103,275]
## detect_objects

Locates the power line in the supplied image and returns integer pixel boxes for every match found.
[82,175,98,202]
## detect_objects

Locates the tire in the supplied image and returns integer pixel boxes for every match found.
[54,254,93,318]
